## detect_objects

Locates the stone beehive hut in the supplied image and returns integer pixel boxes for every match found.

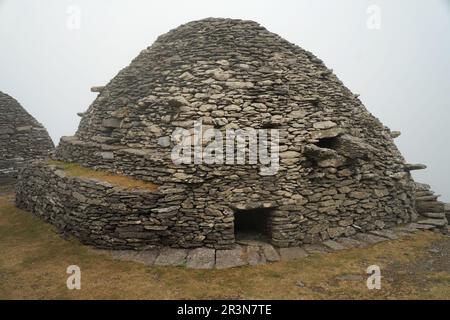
[0,91,54,178]
[17,18,424,251]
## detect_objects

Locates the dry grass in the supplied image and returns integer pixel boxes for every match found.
[0,189,449,300]
[48,160,159,192]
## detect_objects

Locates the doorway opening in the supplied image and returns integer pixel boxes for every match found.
[234,208,273,242]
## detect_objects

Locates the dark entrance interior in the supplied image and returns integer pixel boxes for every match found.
[234,208,273,242]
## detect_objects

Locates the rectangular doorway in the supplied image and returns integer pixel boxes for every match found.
[234,208,273,242]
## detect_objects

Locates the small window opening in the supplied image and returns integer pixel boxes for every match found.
[315,136,339,149]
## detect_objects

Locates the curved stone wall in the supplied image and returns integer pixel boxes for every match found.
[16,18,418,249]
[0,91,54,178]
[16,160,418,249]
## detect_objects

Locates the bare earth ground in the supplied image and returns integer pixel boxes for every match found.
[0,182,449,300]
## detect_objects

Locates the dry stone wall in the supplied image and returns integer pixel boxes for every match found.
[0,91,54,178]
[17,18,421,249]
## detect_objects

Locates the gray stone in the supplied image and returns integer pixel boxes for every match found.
[186,248,215,269]
[102,118,122,128]
[154,248,187,266]
[246,246,266,266]
[354,233,387,244]
[157,136,171,147]
[337,237,366,249]
[13,19,431,254]
[417,219,447,227]
[420,212,445,219]
[303,244,329,254]
[261,244,281,262]
[369,230,399,240]
[131,250,160,265]
[279,247,309,260]
[313,121,337,130]
[322,240,346,251]
[216,246,247,269]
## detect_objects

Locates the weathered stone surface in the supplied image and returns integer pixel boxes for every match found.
[417,219,447,227]
[0,91,54,178]
[154,248,187,266]
[337,237,366,249]
[246,246,266,266]
[261,244,281,262]
[322,240,346,251]
[216,246,247,269]
[303,244,329,254]
[186,248,215,269]
[279,247,308,260]
[421,212,445,219]
[131,250,160,265]
[15,18,436,254]
[354,233,387,244]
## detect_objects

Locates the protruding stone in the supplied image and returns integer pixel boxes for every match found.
[404,163,427,171]
[313,121,337,130]
[90,86,105,93]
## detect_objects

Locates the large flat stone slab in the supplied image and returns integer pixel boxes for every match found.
[322,240,346,251]
[279,247,308,260]
[216,246,247,269]
[154,248,188,267]
[246,246,266,266]
[417,219,447,227]
[261,244,280,262]
[303,244,329,254]
[186,248,215,269]
[409,223,434,230]
[110,250,138,261]
[337,237,366,249]
[354,233,387,244]
[131,250,160,265]
[369,229,399,240]
[421,212,446,219]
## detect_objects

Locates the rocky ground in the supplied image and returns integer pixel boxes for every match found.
[0,182,449,299]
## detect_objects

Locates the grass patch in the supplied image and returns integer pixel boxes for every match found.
[48,160,158,192]
[0,187,449,299]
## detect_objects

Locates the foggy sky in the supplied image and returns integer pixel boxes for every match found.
[0,0,449,200]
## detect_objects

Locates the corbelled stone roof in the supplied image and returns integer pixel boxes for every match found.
[0,91,54,178]
[20,18,421,249]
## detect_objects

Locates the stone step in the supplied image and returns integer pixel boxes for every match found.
[405,163,427,171]
[445,203,450,213]
[414,191,435,198]
[322,240,347,251]
[416,201,446,213]
[416,195,440,201]
[414,182,431,191]
[417,218,448,228]
[279,247,308,260]
[420,212,446,219]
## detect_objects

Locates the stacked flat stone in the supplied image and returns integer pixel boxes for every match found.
[17,18,420,250]
[413,182,448,230]
[0,91,54,178]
